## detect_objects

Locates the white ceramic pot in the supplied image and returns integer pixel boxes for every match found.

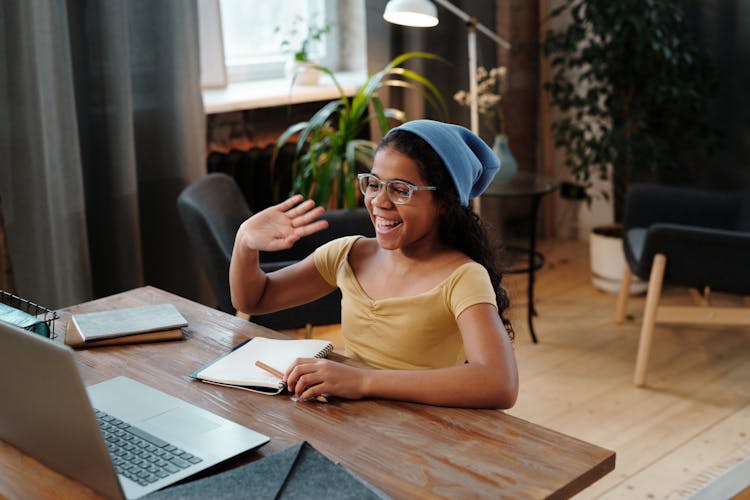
[285,59,321,86]
[589,225,648,295]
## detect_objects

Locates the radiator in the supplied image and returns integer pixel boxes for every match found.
[207,143,297,212]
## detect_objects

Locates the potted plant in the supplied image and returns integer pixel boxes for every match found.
[273,52,446,209]
[275,15,330,85]
[541,0,716,293]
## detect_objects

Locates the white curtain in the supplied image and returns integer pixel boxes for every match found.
[0,0,210,309]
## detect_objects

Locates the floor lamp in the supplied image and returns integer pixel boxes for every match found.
[383,0,511,211]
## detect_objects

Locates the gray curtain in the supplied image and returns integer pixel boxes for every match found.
[0,0,210,310]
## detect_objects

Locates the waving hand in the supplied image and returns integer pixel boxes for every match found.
[238,194,329,252]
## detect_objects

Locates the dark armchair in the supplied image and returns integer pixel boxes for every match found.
[614,183,750,386]
[177,173,374,332]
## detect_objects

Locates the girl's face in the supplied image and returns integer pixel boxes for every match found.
[365,147,442,252]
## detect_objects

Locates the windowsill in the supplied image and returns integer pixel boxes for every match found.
[202,71,367,114]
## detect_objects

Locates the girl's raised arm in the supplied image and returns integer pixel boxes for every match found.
[229,195,330,314]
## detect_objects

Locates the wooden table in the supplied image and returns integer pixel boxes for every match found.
[0,286,615,499]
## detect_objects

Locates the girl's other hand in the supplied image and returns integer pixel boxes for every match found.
[284,358,368,401]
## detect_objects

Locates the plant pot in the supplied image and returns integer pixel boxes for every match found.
[589,224,647,295]
[285,59,321,86]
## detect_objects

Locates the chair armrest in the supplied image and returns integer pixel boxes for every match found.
[623,184,742,231]
[634,223,750,294]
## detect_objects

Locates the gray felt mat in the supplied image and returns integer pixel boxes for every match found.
[145,441,389,499]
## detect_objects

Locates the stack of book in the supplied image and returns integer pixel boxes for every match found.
[65,303,188,348]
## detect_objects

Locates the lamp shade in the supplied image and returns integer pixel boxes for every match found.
[383,0,439,27]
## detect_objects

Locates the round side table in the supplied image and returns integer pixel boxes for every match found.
[482,173,559,343]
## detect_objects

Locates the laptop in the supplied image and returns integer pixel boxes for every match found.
[0,320,270,499]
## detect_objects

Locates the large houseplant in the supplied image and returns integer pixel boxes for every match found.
[542,0,716,222]
[273,52,446,209]
[542,0,716,292]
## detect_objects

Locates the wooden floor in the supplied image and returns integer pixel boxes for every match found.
[283,239,750,499]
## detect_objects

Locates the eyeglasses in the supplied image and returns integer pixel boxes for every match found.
[358,173,437,205]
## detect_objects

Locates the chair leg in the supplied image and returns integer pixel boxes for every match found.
[615,265,633,324]
[634,254,667,387]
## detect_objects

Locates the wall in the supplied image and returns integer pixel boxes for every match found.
[689,0,750,190]
[484,0,540,239]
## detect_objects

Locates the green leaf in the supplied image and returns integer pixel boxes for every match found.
[274,51,447,208]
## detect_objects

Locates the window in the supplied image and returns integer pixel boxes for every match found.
[220,0,329,82]
[198,0,367,112]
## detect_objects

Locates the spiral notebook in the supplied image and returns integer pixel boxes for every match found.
[191,337,334,395]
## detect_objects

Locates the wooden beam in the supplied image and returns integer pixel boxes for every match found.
[538,0,556,238]
[656,306,750,326]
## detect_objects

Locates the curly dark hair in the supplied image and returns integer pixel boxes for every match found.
[377,130,514,340]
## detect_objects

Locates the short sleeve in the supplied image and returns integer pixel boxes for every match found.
[446,263,498,318]
[313,236,361,287]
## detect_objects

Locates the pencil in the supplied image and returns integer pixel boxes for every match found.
[254,360,328,403]
[255,360,284,379]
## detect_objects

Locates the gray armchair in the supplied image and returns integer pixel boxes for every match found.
[177,173,373,331]
[614,183,750,386]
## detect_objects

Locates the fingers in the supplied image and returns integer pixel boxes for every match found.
[275,196,326,224]
[284,357,316,390]
[276,195,320,219]
[280,197,329,238]
[294,218,329,238]
[285,198,318,218]
[285,358,327,401]
[289,204,325,228]
[274,194,305,212]
[297,379,327,403]
[284,360,365,401]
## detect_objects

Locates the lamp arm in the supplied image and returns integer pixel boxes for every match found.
[432,0,511,49]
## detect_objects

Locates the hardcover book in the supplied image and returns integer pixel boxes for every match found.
[66,304,187,343]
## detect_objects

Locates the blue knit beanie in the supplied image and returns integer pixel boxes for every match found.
[386,120,500,205]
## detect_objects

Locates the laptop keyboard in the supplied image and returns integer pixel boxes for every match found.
[95,409,203,487]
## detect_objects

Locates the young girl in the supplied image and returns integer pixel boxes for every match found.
[229,120,518,409]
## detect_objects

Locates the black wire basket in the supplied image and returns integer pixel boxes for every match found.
[0,290,58,339]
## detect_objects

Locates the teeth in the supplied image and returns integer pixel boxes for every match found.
[376,217,401,227]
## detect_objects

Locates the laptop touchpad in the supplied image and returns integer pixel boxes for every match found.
[145,407,220,438]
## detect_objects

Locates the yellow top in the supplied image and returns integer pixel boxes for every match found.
[314,236,498,370]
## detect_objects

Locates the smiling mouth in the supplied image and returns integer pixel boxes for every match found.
[375,217,402,232]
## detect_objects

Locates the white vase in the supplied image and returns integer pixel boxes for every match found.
[284,58,321,86]
[491,134,518,181]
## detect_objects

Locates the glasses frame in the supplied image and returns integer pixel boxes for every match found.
[357,173,437,205]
